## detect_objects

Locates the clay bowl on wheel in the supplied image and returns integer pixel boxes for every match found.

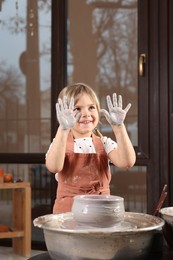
[159,207,173,249]
[71,194,125,227]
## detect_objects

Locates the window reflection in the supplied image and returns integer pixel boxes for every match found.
[0,0,51,153]
[67,0,138,145]
[67,0,147,213]
[110,165,147,213]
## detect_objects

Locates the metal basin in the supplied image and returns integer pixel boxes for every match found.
[159,207,173,249]
[33,212,164,260]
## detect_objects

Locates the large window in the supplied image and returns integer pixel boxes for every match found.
[0,0,51,154]
[67,0,145,213]
[0,0,52,244]
[67,0,138,145]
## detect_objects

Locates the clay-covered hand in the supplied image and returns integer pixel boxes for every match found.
[56,96,80,130]
[101,93,131,126]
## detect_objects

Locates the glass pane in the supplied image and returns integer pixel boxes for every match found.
[67,0,138,146]
[67,1,147,213]
[0,163,52,242]
[110,165,147,213]
[0,0,51,153]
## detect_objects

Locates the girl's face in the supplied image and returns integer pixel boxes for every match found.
[71,93,99,138]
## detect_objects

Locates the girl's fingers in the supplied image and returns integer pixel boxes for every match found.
[112,93,118,107]
[63,96,68,109]
[118,95,122,108]
[69,97,74,110]
[124,103,131,113]
[106,95,113,111]
[58,98,64,111]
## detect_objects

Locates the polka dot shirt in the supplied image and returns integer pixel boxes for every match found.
[74,136,117,154]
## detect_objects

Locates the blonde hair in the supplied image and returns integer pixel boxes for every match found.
[58,82,100,112]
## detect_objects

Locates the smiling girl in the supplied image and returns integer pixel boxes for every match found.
[45,82,136,213]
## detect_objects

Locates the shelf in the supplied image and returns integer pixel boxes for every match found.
[0,181,31,257]
[0,230,24,239]
[0,182,30,189]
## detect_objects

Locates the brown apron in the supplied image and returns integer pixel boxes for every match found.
[53,133,111,213]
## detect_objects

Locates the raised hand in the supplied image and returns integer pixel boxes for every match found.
[101,93,131,126]
[56,96,80,130]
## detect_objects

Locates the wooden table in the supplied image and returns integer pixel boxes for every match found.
[0,182,31,257]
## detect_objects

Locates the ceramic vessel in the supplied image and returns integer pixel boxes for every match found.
[72,194,125,227]
[159,207,173,249]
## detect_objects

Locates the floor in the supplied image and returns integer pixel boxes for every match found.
[0,246,46,260]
